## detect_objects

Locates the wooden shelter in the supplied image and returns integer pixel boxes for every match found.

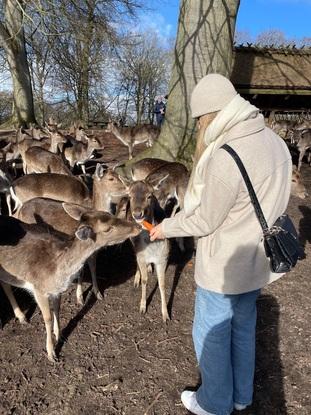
[231,46,311,114]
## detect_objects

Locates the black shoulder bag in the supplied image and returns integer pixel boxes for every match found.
[221,144,304,273]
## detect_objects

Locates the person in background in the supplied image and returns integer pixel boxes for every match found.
[154,95,166,126]
[150,74,292,415]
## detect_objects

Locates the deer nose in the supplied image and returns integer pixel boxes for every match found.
[132,211,144,221]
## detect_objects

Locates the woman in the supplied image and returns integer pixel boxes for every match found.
[150,74,292,415]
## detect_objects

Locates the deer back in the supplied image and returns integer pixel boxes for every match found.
[12,173,91,206]
[24,147,73,175]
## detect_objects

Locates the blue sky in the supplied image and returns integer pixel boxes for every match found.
[141,0,311,43]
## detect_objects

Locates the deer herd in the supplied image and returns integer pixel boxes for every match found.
[0,115,309,361]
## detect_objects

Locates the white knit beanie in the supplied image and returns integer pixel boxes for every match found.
[190,74,237,118]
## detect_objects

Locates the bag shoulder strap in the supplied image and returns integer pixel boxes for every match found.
[221,144,269,232]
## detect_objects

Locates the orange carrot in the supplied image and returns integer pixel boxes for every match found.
[142,220,154,231]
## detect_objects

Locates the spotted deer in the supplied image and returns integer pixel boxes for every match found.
[0,207,141,361]
[106,121,160,159]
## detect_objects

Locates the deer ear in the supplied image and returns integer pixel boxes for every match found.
[62,203,89,220]
[94,163,106,179]
[152,173,169,190]
[118,174,131,190]
[75,225,94,240]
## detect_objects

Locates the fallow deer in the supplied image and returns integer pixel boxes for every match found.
[9,173,91,214]
[0,206,141,361]
[106,121,160,159]
[131,158,170,181]
[24,146,73,175]
[291,167,308,199]
[14,164,129,304]
[145,162,190,216]
[123,180,170,321]
[64,135,103,174]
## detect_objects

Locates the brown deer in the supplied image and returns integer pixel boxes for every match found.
[291,167,308,199]
[17,128,67,173]
[64,135,103,174]
[14,164,129,304]
[145,162,190,216]
[295,129,311,171]
[0,206,141,361]
[131,158,170,181]
[106,121,160,159]
[9,173,91,214]
[123,180,170,321]
[24,146,73,175]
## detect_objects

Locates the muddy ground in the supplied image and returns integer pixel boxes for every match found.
[0,132,310,415]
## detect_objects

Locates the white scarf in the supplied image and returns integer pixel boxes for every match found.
[184,94,260,216]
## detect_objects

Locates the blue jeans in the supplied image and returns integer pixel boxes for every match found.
[193,286,260,415]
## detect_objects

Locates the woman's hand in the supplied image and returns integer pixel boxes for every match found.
[149,223,165,241]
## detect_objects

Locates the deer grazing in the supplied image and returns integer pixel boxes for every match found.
[0,206,141,361]
[122,180,170,321]
[106,121,160,159]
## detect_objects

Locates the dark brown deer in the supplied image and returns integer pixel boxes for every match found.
[0,207,141,361]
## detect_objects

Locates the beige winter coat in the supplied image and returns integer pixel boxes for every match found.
[162,115,292,294]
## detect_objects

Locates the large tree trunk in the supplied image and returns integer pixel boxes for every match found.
[118,0,240,174]
[0,0,36,127]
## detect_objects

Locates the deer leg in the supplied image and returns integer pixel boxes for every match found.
[136,258,148,314]
[154,262,169,322]
[33,290,56,362]
[176,237,185,252]
[1,282,26,323]
[88,254,103,301]
[171,202,180,218]
[76,269,84,306]
[128,144,133,160]
[51,295,61,342]
[298,148,306,171]
[6,193,12,216]
[134,267,141,288]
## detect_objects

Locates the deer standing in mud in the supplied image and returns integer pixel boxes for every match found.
[122,180,170,321]
[14,163,128,304]
[0,206,141,361]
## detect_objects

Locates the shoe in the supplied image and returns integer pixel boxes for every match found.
[181,390,215,415]
[234,403,248,411]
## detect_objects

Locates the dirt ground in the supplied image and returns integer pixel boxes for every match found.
[0,132,310,415]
